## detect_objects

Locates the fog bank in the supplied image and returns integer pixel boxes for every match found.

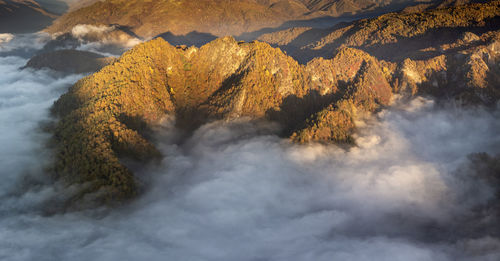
[0,35,499,261]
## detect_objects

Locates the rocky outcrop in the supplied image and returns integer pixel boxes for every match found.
[50,37,394,206]
[258,0,500,105]
[292,47,393,143]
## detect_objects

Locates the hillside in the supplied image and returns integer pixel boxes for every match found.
[50,16,500,207]
[259,0,500,62]
[0,0,56,33]
[58,0,101,11]
[24,49,115,74]
[44,0,476,41]
[43,0,500,208]
[50,37,395,206]
[301,0,406,16]
[45,0,305,39]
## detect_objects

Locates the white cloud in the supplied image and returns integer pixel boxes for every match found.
[0,41,498,260]
[68,24,142,54]
[0,33,51,53]
[71,24,115,38]
[0,33,14,44]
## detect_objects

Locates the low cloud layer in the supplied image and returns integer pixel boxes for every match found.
[0,53,83,212]
[0,33,52,57]
[0,33,13,44]
[68,24,142,55]
[0,37,499,260]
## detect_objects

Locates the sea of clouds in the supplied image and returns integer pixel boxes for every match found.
[0,33,499,261]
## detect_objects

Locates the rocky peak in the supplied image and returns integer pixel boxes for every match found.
[50,37,397,206]
[46,1,500,207]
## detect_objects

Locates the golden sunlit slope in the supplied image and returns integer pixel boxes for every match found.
[50,33,500,207]
[45,0,475,40]
[301,0,395,16]
[45,0,305,38]
[259,0,500,61]
[50,37,395,206]
[311,0,499,54]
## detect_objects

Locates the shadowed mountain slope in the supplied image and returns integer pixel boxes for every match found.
[24,49,115,74]
[0,0,56,33]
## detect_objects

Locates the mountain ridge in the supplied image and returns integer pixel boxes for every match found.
[258,0,500,62]
[46,0,500,208]
[50,36,395,206]
[44,0,481,41]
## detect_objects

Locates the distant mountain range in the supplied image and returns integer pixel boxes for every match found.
[45,0,307,39]
[44,0,484,40]
[0,0,485,38]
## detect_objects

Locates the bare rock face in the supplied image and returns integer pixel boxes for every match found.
[24,49,115,74]
[462,31,481,43]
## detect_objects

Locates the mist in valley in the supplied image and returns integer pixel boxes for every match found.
[0,30,499,261]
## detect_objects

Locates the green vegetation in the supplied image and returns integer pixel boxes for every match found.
[50,37,395,205]
[51,38,179,204]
